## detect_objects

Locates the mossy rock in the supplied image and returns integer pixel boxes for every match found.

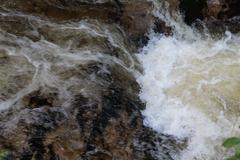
[0,149,11,160]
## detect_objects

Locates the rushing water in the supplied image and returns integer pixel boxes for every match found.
[1,1,240,159]
[137,1,240,160]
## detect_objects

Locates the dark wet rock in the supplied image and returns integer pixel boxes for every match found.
[0,0,121,23]
[165,0,180,14]
[179,0,240,23]
[179,0,207,24]
[0,0,156,49]
[205,0,223,18]
[204,16,240,36]
[0,14,43,42]
[0,30,175,160]
[0,0,184,160]
[153,18,173,36]
[0,37,183,158]
[0,106,67,159]
[133,127,185,160]
[21,88,59,109]
[176,0,240,34]
[203,0,240,34]
[120,1,155,48]
[133,126,186,160]
[4,0,240,159]
[0,0,178,49]
[0,49,35,101]
[204,0,240,20]
[0,61,177,160]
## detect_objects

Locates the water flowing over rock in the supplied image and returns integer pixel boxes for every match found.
[0,0,181,160]
[1,0,240,160]
[0,0,158,48]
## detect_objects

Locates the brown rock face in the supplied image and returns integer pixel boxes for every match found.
[120,1,155,47]
[179,0,240,21]
[203,0,240,34]
[206,0,223,18]
[164,0,180,15]
[205,0,240,19]
[0,0,121,22]
[177,0,240,34]
[0,1,181,160]
[0,0,156,48]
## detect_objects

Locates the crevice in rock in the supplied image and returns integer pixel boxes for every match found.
[179,0,207,24]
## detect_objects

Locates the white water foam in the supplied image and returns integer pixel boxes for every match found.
[137,23,240,159]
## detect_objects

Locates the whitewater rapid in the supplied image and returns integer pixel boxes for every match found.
[137,1,240,159]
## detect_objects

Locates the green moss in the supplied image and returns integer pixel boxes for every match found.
[0,149,10,160]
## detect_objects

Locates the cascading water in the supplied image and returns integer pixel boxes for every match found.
[137,1,240,159]
[1,0,240,159]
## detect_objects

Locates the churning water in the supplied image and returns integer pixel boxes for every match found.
[137,1,240,160]
[1,1,240,159]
